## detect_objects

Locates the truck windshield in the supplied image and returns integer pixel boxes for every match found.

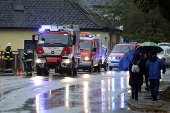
[112,45,134,53]
[38,33,69,47]
[80,41,92,50]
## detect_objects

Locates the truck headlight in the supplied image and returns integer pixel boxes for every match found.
[65,59,70,63]
[108,57,111,59]
[36,59,41,63]
[85,57,90,61]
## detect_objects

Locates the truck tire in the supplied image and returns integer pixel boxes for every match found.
[109,66,113,71]
[104,63,108,71]
[37,67,43,76]
[89,61,93,73]
[43,69,49,76]
[73,68,78,76]
[98,63,101,72]
[67,61,74,77]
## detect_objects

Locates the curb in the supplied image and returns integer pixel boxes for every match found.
[127,83,170,112]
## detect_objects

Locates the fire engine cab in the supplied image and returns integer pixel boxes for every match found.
[79,32,102,72]
[32,25,80,76]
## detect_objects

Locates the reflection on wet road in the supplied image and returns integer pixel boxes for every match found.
[0,70,133,113]
[33,71,131,113]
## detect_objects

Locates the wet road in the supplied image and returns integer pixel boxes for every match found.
[0,69,169,113]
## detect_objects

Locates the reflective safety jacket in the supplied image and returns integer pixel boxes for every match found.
[23,49,33,62]
[4,47,13,61]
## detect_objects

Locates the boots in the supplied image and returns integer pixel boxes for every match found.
[135,97,138,100]
[152,95,157,101]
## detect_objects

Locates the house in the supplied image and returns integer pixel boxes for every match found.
[0,0,122,53]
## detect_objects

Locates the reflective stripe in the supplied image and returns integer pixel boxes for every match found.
[24,53,27,55]
[23,57,25,58]
[6,52,10,53]
[7,56,10,58]
[27,51,33,54]
[26,59,32,61]
[27,72,32,74]
[5,69,12,71]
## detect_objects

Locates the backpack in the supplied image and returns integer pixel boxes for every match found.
[131,60,140,73]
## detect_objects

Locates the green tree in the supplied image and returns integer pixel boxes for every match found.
[134,0,170,21]
[101,0,170,43]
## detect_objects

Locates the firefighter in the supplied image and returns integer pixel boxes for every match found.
[22,44,33,76]
[4,43,13,73]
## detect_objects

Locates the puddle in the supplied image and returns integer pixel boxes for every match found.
[2,76,132,113]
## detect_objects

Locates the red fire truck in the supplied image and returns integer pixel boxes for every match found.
[32,25,80,76]
[79,32,102,72]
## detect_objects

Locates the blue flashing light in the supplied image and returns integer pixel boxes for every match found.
[64,51,67,53]
[85,35,93,38]
[119,42,126,43]
[39,28,45,32]
[112,57,116,60]
[63,29,68,31]
[129,42,137,44]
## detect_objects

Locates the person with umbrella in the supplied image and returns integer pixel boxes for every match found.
[129,52,144,100]
[145,51,166,101]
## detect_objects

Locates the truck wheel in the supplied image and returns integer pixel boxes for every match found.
[67,61,74,77]
[37,67,43,76]
[109,66,113,71]
[98,63,101,72]
[104,64,108,71]
[73,68,78,76]
[89,62,93,73]
[43,69,49,76]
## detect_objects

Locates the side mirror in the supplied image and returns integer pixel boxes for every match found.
[73,38,76,45]
[92,48,96,52]
[165,53,169,56]
[32,35,35,44]
[73,32,76,45]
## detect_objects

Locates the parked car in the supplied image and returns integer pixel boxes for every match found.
[158,42,170,47]
[157,46,170,67]
[108,42,141,70]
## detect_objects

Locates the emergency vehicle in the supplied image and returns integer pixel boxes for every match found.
[79,32,102,72]
[108,42,140,70]
[32,25,80,76]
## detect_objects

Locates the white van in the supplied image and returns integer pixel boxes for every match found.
[157,46,170,66]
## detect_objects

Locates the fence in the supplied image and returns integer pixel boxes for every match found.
[0,50,20,72]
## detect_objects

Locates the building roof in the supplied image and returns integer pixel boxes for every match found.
[0,0,109,30]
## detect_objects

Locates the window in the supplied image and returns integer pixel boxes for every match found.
[112,45,134,53]
[13,2,24,11]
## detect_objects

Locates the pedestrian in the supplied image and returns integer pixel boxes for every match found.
[129,52,144,100]
[145,51,166,101]
[4,43,13,73]
[138,53,145,91]
[144,54,150,91]
[22,44,33,76]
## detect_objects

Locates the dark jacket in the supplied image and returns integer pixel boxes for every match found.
[4,47,13,61]
[145,55,165,79]
[22,46,33,62]
[129,53,144,87]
